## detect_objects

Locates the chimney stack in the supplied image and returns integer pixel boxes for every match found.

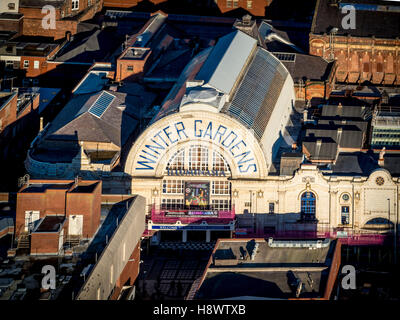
[378,147,386,166]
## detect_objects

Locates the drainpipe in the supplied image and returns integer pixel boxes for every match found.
[352,184,355,231]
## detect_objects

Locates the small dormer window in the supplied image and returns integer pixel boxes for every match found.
[72,0,79,11]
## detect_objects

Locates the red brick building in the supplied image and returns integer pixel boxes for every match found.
[19,0,103,40]
[104,0,271,17]
[15,179,102,255]
[0,89,40,133]
[310,0,400,85]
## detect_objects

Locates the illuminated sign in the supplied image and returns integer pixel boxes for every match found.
[150,225,232,230]
[135,119,257,173]
[167,169,226,176]
[188,211,218,216]
[185,182,210,208]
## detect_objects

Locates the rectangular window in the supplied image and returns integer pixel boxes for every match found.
[226,0,232,8]
[167,150,185,171]
[341,206,350,225]
[8,3,15,10]
[212,151,229,172]
[244,202,251,207]
[110,264,114,285]
[161,198,184,210]
[162,180,184,194]
[5,60,13,69]
[23,60,29,69]
[233,0,238,7]
[247,0,252,8]
[269,202,275,214]
[188,146,208,171]
[211,199,231,210]
[72,0,79,10]
[212,181,230,195]
[34,60,39,69]
[127,65,133,71]
[122,242,126,262]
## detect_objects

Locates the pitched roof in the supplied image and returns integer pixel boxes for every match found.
[305,124,364,149]
[279,53,334,82]
[303,137,338,161]
[311,0,400,39]
[43,90,139,147]
[195,30,257,94]
[222,46,289,140]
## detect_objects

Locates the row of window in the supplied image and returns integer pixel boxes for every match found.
[166,147,230,173]
[372,141,400,146]
[159,196,350,224]
[162,180,231,195]
[224,0,253,9]
[373,133,400,138]
[161,199,231,211]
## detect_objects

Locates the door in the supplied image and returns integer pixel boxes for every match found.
[68,215,83,236]
[24,211,40,232]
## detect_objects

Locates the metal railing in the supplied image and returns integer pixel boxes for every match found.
[150,204,235,225]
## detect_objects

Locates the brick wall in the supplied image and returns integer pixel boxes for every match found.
[103,0,139,8]
[109,242,141,300]
[115,48,151,82]
[0,93,18,132]
[215,0,270,16]
[310,34,400,85]
[30,231,61,255]
[15,180,102,239]
[0,16,23,35]
[66,181,102,238]
[19,0,103,40]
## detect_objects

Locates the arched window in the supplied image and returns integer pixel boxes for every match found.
[364,218,393,230]
[301,192,316,220]
[166,149,185,171]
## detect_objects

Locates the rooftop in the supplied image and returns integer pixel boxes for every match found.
[34,216,65,233]
[195,30,257,95]
[194,238,339,300]
[312,0,400,38]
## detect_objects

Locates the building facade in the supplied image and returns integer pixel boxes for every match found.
[19,0,103,40]
[309,0,400,85]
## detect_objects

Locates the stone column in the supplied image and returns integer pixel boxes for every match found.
[206,230,211,243]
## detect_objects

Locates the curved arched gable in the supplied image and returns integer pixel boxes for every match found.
[124,111,268,179]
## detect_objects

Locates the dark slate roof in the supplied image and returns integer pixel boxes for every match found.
[318,117,368,132]
[303,137,338,160]
[305,124,364,149]
[54,26,122,63]
[43,90,139,147]
[280,152,303,175]
[328,152,400,177]
[311,0,400,38]
[321,104,370,118]
[20,0,65,8]
[383,154,400,177]
[279,53,334,82]
[330,152,380,176]
[35,216,65,232]
[0,13,23,19]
